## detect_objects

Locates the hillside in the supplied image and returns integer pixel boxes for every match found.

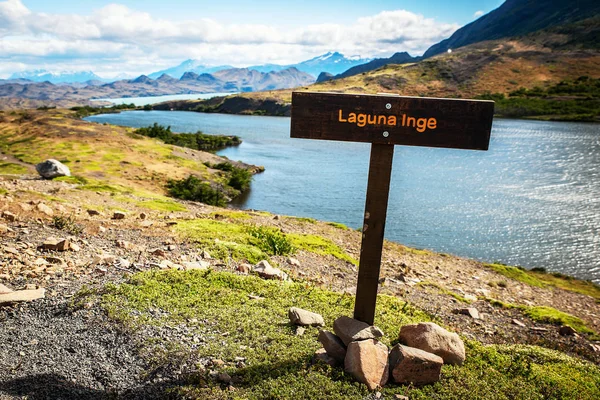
[165,17,600,122]
[0,68,314,110]
[0,109,599,398]
[423,0,600,58]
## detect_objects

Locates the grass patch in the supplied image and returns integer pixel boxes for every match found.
[326,222,350,230]
[136,199,188,213]
[287,233,357,265]
[0,162,29,175]
[522,306,596,336]
[96,270,600,400]
[485,263,546,288]
[487,299,597,337]
[53,175,89,184]
[78,183,132,194]
[485,263,600,300]
[418,281,473,303]
[290,216,318,224]
[210,210,252,220]
[0,188,8,195]
[175,219,356,265]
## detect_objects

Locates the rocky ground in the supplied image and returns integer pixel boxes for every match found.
[1,171,599,398]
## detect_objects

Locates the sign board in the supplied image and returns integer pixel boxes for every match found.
[291,92,494,150]
[290,91,494,325]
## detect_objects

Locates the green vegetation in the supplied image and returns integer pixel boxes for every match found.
[418,281,473,303]
[136,199,188,212]
[175,219,356,265]
[166,175,227,207]
[70,103,137,118]
[248,226,295,256]
[326,222,350,230]
[95,270,600,400]
[486,298,596,337]
[485,263,600,300]
[0,162,29,175]
[476,77,600,121]
[51,214,83,235]
[0,188,8,195]
[134,123,241,152]
[53,175,89,185]
[287,233,358,265]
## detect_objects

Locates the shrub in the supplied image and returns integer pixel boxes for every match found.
[134,123,241,152]
[248,226,295,256]
[166,175,226,207]
[52,214,83,235]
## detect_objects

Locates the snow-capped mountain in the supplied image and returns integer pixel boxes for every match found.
[8,69,105,84]
[249,52,372,77]
[147,60,234,80]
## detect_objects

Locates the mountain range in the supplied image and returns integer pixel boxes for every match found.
[0,67,314,107]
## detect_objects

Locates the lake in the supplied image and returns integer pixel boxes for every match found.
[86,110,600,283]
[90,92,234,107]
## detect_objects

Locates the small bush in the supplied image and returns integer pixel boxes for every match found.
[248,226,295,256]
[166,175,226,207]
[134,123,241,152]
[52,214,83,235]
[227,166,252,192]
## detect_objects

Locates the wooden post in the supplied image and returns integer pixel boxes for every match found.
[353,143,395,325]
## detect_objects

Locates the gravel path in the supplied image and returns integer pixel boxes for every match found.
[0,282,182,400]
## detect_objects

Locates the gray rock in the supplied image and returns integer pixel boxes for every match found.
[457,307,480,319]
[333,316,384,346]
[318,330,346,362]
[389,344,443,385]
[288,307,324,326]
[399,322,465,365]
[35,159,71,179]
[253,260,288,280]
[345,339,389,391]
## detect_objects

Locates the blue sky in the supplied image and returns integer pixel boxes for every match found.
[0,0,504,78]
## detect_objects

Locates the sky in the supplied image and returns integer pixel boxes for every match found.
[0,0,504,79]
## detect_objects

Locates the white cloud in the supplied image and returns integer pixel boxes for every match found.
[0,0,459,78]
[474,10,484,18]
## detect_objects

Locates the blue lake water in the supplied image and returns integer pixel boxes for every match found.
[86,111,600,283]
[90,92,234,106]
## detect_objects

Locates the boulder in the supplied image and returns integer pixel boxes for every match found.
[253,260,288,280]
[333,316,384,346]
[389,344,443,385]
[182,261,209,270]
[288,307,324,327]
[318,330,346,362]
[398,322,465,365]
[344,339,389,390]
[35,159,71,179]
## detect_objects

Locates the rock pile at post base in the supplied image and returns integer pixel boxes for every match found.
[312,316,466,390]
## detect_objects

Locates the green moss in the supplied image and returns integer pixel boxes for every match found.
[0,162,29,175]
[405,247,433,256]
[485,263,546,288]
[487,299,597,336]
[290,216,318,224]
[326,222,350,230]
[96,270,600,400]
[53,175,89,184]
[418,281,473,303]
[175,219,269,263]
[0,188,7,195]
[287,233,357,265]
[136,199,188,212]
[77,183,132,194]
[485,263,600,300]
[523,306,595,335]
[210,210,252,220]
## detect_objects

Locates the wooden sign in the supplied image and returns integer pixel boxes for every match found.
[291,92,494,150]
[290,92,494,325]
